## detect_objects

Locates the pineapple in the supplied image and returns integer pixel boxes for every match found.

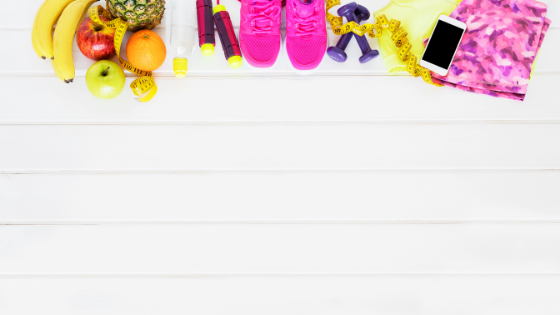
[107,0,166,32]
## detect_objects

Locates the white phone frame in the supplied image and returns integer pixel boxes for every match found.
[420,15,466,76]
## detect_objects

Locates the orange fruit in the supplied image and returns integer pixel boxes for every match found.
[126,30,166,72]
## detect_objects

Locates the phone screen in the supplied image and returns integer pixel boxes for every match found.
[422,20,464,69]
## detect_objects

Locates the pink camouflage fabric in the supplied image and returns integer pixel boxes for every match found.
[430,0,551,101]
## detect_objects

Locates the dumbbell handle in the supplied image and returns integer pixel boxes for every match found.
[345,12,373,55]
[335,12,366,51]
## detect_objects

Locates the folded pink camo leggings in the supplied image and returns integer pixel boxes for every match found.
[430,0,551,101]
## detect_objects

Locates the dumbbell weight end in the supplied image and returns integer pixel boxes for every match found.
[358,49,379,64]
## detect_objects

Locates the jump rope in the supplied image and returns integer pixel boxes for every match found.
[197,0,242,68]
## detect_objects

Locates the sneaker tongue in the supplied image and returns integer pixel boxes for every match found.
[296,0,315,18]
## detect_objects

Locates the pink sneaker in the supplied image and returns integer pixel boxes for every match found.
[239,0,282,68]
[285,0,327,71]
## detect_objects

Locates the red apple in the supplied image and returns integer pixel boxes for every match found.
[77,16,116,61]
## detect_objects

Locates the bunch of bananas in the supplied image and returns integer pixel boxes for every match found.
[32,0,99,83]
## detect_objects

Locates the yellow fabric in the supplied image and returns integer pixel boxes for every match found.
[374,0,462,73]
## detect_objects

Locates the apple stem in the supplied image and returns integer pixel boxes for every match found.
[102,66,110,76]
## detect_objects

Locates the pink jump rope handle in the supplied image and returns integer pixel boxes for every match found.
[213,5,242,68]
[196,0,215,50]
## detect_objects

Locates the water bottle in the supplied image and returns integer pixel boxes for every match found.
[167,0,196,77]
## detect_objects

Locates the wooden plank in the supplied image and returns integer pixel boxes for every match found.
[1,123,560,171]
[4,27,559,76]
[4,0,558,28]
[1,275,559,314]
[0,224,559,273]
[2,171,560,222]
[2,75,560,123]
[546,0,560,24]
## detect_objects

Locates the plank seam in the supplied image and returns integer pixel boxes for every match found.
[2,220,560,225]
[2,120,560,125]
[1,72,558,77]
[1,169,560,174]
[1,273,560,277]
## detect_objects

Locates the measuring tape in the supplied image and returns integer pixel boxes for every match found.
[89,5,158,102]
[325,0,442,87]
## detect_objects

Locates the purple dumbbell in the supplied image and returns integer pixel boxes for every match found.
[327,4,370,62]
[337,2,379,64]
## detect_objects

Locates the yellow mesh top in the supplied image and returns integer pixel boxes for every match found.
[374,0,462,73]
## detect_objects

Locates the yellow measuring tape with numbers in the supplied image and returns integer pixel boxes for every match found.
[325,0,443,87]
[89,5,158,102]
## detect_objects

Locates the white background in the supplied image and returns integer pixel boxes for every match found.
[1,0,560,314]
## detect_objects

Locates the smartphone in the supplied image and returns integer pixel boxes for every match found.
[420,15,466,76]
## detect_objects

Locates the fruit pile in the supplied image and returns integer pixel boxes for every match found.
[32,0,167,100]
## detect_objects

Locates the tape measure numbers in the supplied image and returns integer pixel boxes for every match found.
[89,5,158,102]
[325,0,442,87]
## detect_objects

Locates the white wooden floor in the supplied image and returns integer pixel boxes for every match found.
[2,0,560,313]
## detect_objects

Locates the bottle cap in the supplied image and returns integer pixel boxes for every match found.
[213,4,226,14]
[228,56,242,68]
[173,57,188,78]
[201,43,214,56]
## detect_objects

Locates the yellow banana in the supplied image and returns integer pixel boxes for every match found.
[53,0,99,83]
[32,35,44,60]
[32,0,77,60]
[51,59,66,82]
[32,1,48,59]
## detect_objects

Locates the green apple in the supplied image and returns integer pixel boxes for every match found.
[85,60,126,99]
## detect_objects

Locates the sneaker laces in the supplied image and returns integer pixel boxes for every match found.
[247,0,281,35]
[291,3,318,37]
